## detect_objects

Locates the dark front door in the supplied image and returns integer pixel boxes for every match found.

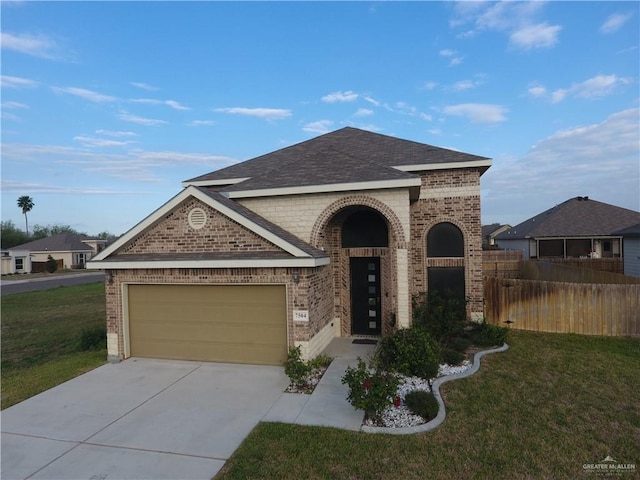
[350,257,382,335]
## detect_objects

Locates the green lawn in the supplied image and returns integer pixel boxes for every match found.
[217,330,640,480]
[1,282,107,409]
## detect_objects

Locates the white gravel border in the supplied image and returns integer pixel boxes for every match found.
[361,343,509,435]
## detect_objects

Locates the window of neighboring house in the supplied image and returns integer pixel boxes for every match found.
[15,257,24,271]
[75,253,87,265]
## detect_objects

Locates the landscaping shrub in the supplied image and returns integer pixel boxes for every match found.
[342,358,400,424]
[441,347,466,366]
[448,336,472,353]
[46,255,58,273]
[412,291,467,344]
[375,327,440,380]
[469,320,508,347]
[404,390,439,421]
[284,346,312,390]
[77,326,106,351]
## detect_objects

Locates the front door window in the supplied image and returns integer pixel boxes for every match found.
[350,257,381,335]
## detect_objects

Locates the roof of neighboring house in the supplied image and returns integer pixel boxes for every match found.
[10,232,101,252]
[482,223,511,238]
[613,223,640,238]
[496,197,640,240]
[184,127,491,192]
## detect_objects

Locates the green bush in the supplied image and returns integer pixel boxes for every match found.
[376,327,440,380]
[284,346,312,390]
[469,320,508,347]
[46,255,58,273]
[77,326,106,351]
[412,291,467,344]
[308,353,332,370]
[441,347,466,366]
[448,336,472,353]
[404,390,439,421]
[342,358,400,424]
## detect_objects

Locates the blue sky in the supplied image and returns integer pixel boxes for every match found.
[2,1,639,236]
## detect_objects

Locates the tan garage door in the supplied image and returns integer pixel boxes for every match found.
[128,284,287,365]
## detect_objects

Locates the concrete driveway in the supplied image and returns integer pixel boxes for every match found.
[1,358,290,480]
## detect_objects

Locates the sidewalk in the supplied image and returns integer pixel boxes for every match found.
[264,337,377,430]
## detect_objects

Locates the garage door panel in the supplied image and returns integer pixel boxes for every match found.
[128,284,287,365]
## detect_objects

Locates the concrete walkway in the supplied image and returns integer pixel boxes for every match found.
[265,337,377,430]
[0,338,376,480]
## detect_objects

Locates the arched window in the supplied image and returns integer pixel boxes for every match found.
[427,222,463,257]
[341,210,389,248]
[427,222,465,299]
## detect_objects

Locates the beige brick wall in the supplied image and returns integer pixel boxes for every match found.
[239,189,412,246]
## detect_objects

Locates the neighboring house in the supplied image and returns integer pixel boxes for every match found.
[10,232,108,271]
[1,249,32,275]
[495,196,640,259]
[88,127,492,365]
[482,223,511,248]
[613,223,640,277]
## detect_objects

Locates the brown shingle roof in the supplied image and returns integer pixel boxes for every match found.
[185,127,490,188]
[11,232,97,252]
[496,197,640,239]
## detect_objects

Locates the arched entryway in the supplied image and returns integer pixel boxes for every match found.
[312,197,407,337]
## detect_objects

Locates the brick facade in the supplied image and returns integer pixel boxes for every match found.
[100,167,485,362]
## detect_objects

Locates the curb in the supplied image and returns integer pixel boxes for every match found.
[361,343,510,435]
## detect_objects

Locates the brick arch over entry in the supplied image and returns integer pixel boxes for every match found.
[310,195,407,248]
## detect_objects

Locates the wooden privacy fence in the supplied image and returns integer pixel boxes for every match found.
[482,250,522,278]
[520,260,639,284]
[484,277,640,337]
[31,259,64,273]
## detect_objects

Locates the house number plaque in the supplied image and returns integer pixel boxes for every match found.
[294,310,309,322]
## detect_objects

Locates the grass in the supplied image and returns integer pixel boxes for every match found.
[1,282,107,409]
[217,330,640,480]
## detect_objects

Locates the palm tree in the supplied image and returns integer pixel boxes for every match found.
[17,195,34,237]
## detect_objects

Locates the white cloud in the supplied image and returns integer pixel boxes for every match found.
[131,98,190,110]
[449,57,463,66]
[443,103,507,123]
[302,120,334,134]
[395,102,432,121]
[451,79,483,91]
[483,108,640,218]
[600,13,633,34]
[2,101,29,109]
[0,31,62,60]
[214,107,292,120]
[428,128,442,135]
[1,75,39,88]
[362,95,381,107]
[95,130,138,137]
[527,83,547,97]
[422,81,438,90]
[131,82,159,91]
[118,112,168,126]
[451,2,561,51]
[321,90,359,103]
[0,179,145,196]
[74,136,135,148]
[2,142,235,184]
[354,108,373,117]
[439,49,457,57]
[188,120,216,127]
[165,100,189,111]
[52,86,116,103]
[550,74,632,103]
[509,23,562,49]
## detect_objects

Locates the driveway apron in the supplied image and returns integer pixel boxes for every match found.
[1,358,289,480]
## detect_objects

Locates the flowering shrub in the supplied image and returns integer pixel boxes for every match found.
[341,358,400,424]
